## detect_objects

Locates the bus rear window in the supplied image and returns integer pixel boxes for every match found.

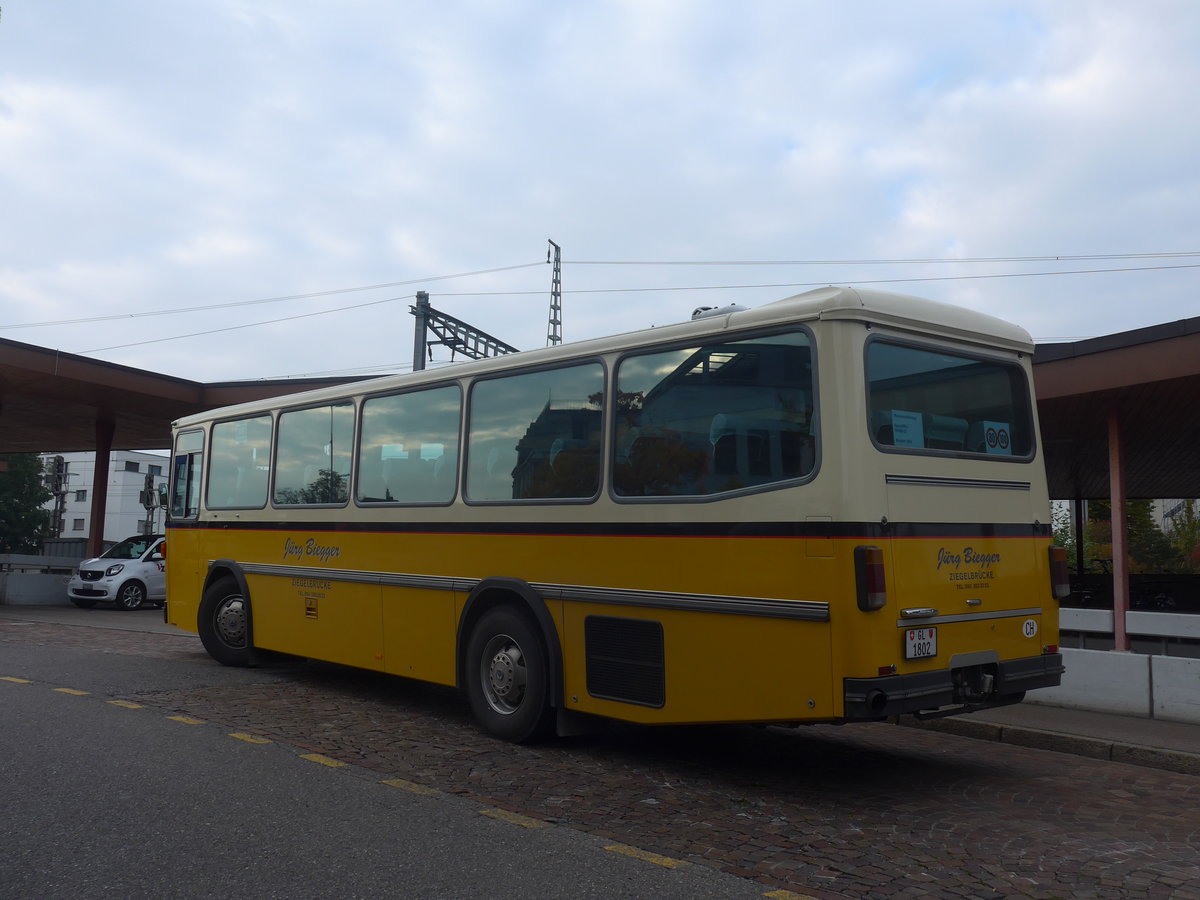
[866,340,1033,458]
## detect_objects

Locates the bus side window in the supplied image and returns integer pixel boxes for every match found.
[274,402,354,506]
[170,430,204,518]
[467,363,603,502]
[357,385,461,504]
[207,415,272,509]
[614,331,813,497]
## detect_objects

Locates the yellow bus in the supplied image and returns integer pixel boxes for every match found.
[165,286,1067,741]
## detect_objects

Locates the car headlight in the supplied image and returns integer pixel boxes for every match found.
[106,564,125,577]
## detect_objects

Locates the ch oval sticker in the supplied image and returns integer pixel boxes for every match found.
[1022,618,1039,639]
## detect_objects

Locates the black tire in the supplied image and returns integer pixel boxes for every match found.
[464,606,555,743]
[69,597,98,609]
[198,577,253,667]
[114,581,146,611]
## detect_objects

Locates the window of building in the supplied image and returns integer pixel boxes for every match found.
[75,490,87,502]
[125,460,140,473]
[148,464,163,477]
[72,518,85,531]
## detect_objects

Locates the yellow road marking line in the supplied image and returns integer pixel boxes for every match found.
[603,843,686,868]
[1,676,33,684]
[108,700,143,709]
[53,688,90,695]
[381,778,439,796]
[300,753,347,768]
[167,715,205,725]
[764,890,822,899]
[229,733,272,744]
[479,808,549,829]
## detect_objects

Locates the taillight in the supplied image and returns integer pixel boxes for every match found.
[854,545,887,611]
[1048,546,1070,600]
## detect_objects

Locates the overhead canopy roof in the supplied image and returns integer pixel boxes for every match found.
[1034,316,1200,500]
[4,315,1199,500]
[0,337,363,453]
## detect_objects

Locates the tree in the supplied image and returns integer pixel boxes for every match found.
[0,454,53,553]
[1086,498,1187,574]
[1052,502,1077,566]
[274,468,348,505]
[1166,500,1200,575]
[1126,499,1180,573]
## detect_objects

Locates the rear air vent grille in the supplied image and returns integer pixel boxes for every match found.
[585,615,665,708]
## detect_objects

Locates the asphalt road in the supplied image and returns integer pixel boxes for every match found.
[2,607,1199,899]
[0,630,767,900]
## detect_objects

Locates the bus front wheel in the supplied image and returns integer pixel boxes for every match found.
[465,607,554,743]
[198,577,252,667]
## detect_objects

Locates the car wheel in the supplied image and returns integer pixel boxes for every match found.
[114,581,146,611]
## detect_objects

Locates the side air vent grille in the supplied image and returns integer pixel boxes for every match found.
[585,615,665,708]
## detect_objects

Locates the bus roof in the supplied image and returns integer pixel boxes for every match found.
[173,286,1033,428]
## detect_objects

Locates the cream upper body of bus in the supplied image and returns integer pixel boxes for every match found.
[165,286,1065,741]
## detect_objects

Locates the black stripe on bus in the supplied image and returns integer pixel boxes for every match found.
[166,520,1052,539]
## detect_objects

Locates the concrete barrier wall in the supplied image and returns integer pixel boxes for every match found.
[1151,656,1200,724]
[1032,648,1151,716]
[0,572,73,606]
[1029,646,1200,725]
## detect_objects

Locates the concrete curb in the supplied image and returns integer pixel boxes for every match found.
[899,715,1200,777]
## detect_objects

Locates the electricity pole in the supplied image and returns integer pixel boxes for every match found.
[546,239,562,346]
[410,291,519,372]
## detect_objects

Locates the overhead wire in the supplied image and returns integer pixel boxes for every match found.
[435,261,1200,297]
[8,252,1197,332]
[37,255,1199,357]
[1,261,543,331]
[564,251,1200,265]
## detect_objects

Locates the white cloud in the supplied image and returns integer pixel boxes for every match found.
[1,0,1198,383]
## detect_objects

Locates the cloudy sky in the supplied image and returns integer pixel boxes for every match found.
[2,1,1197,383]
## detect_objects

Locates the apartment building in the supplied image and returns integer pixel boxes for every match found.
[39,450,169,543]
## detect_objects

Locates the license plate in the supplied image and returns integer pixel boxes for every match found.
[904,626,937,660]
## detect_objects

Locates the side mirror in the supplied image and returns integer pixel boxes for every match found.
[157,484,169,509]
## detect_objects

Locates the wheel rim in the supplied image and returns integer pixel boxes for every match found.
[118,585,143,608]
[480,633,528,716]
[213,595,247,649]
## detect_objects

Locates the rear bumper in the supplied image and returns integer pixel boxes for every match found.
[844,653,1064,719]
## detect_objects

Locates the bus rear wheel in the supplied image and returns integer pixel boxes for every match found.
[465,607,554,743]
[198,577,252,667]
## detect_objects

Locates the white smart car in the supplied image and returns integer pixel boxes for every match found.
[68,534,166,611]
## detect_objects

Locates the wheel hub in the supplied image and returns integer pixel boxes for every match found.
[215,596,247,648]
[481,634,527,714]
[489,649,518,698]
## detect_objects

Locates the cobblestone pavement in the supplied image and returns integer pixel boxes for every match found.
[5,621,1199,900]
